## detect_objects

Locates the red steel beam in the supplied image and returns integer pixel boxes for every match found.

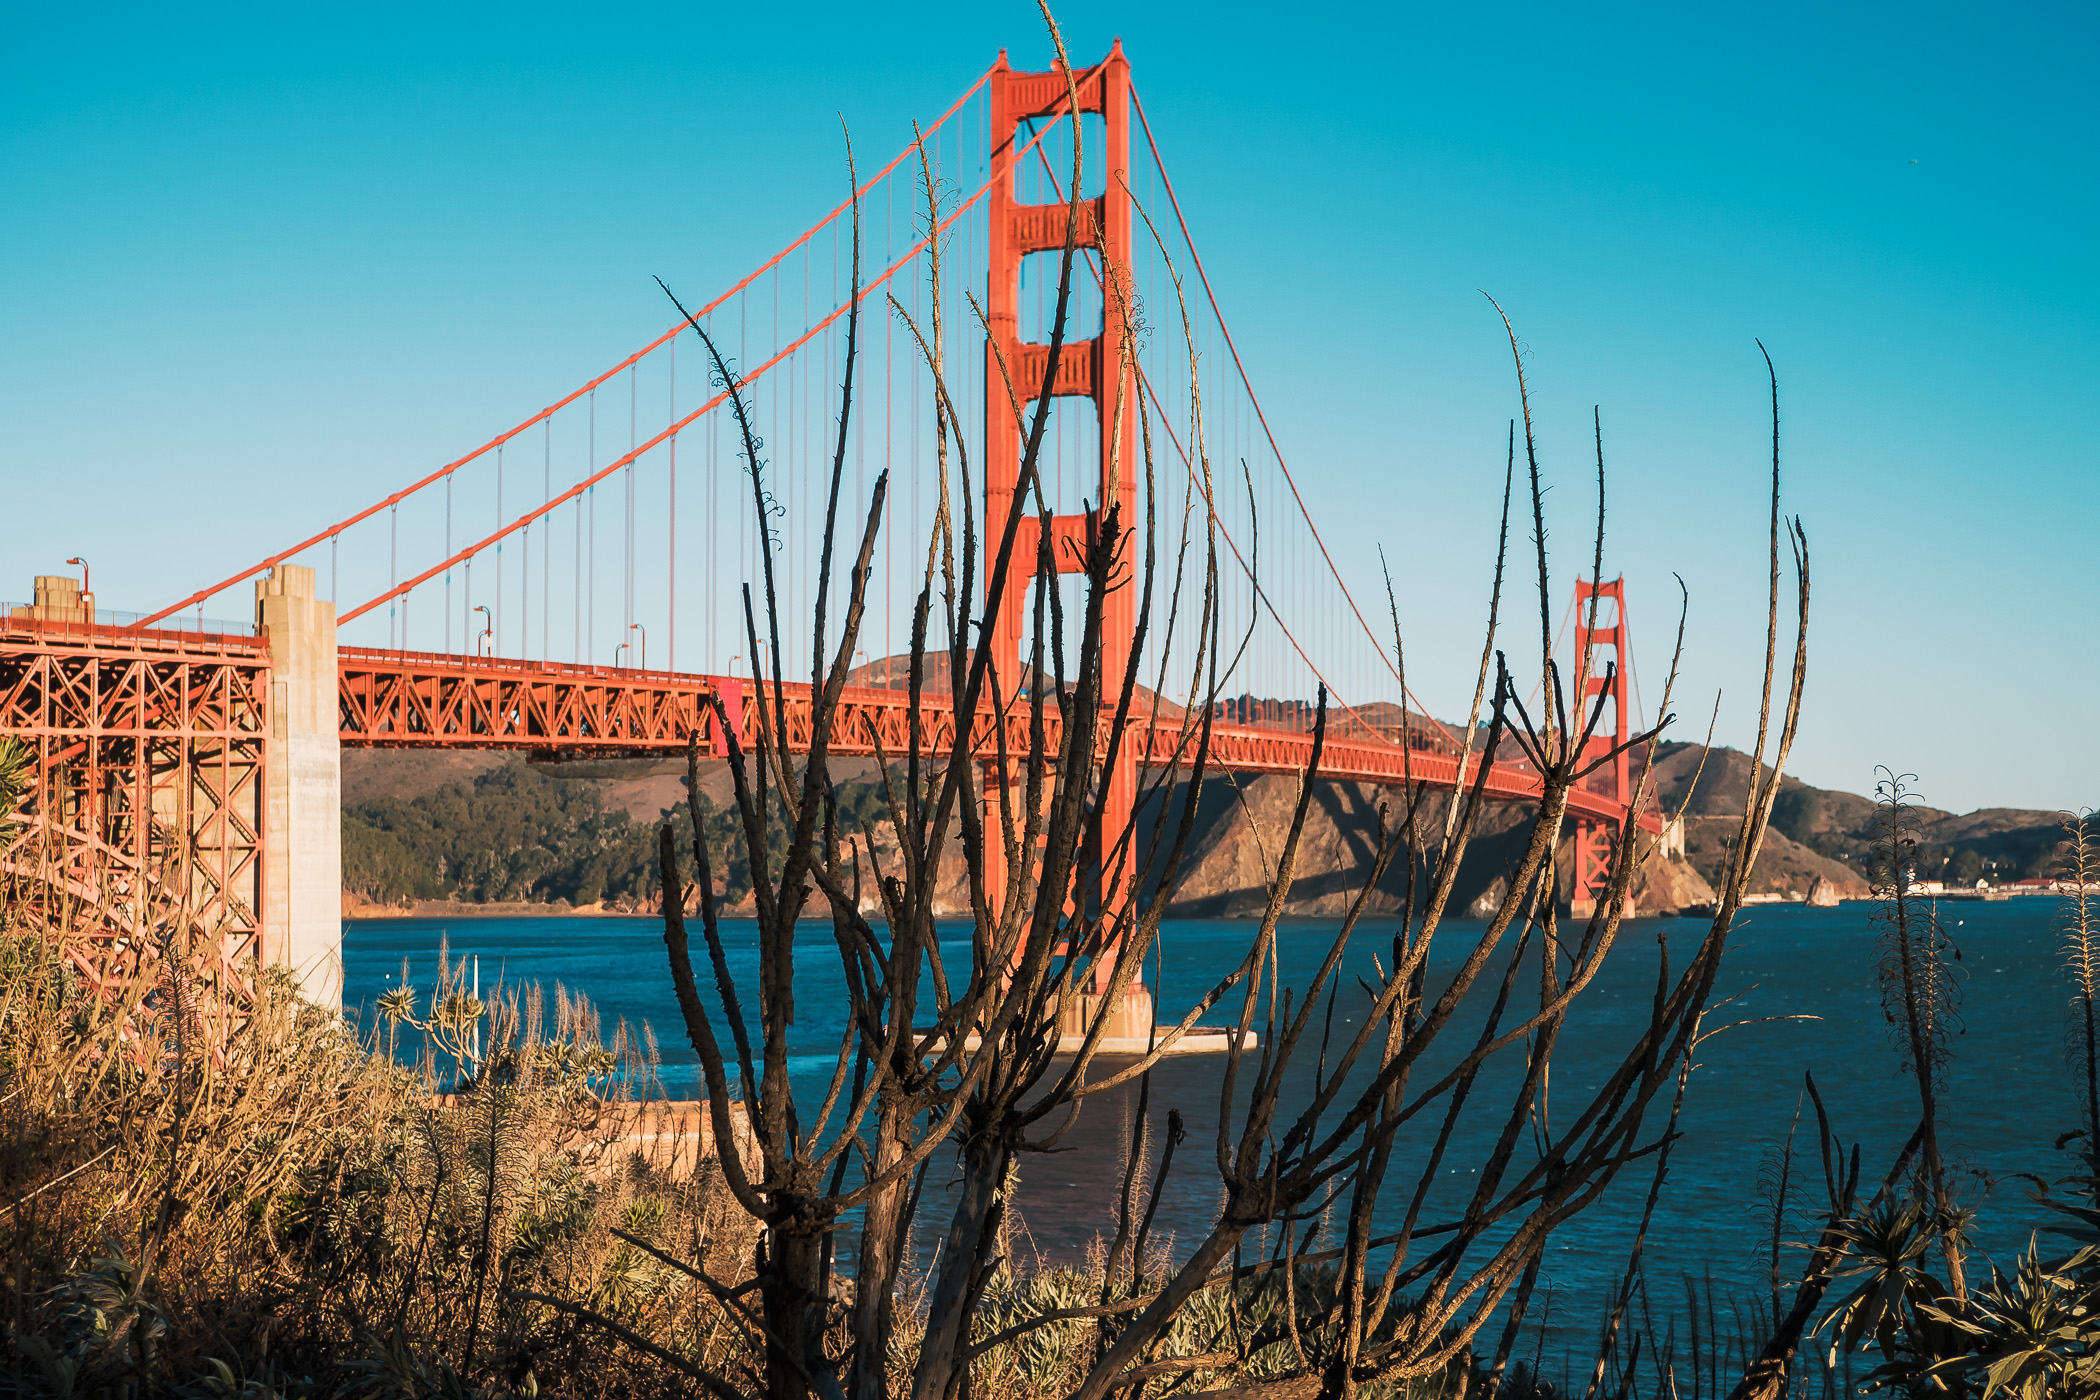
[337,647,1647,828]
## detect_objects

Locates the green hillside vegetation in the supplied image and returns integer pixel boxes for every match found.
[342,762,893,909]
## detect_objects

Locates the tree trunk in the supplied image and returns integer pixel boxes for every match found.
[850,1104,910,1400]
[910,1132,1008,1400]
[766,1205,834,1400]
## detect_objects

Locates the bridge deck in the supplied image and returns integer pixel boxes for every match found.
[338,646,1639,827]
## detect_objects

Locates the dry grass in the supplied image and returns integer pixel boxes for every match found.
[0,887,767,1399]
[2,896,1503,1400]
[1,901,1479,1400]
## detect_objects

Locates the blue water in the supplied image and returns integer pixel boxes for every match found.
[346,901,2073,1347]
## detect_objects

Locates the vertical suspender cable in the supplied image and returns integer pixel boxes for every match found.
[389,505,398,648]
[550,415,558,663]
[707,327,718,668]
[588,389,597,663]
[910,246,919,620]
[627,364,637,641]
[495,445,504,655]
[884,173,892,666]
[796,244,806,644]
[522,460,531,658]
[445,473,453,653]
[669,338,677,673]
[741,293,749,646]
[853,252,863,613]
[770,265,778,628]
[575,423,584,664]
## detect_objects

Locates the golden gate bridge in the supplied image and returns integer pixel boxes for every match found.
[0,44,1653,1031]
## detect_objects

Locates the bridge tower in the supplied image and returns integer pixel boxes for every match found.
[982,42,1149,1038]
[1569,577,1634,919]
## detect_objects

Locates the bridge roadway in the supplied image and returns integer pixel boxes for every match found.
[338,645,1638,826]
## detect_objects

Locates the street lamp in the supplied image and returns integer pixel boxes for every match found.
[629,622,646,672]
[472,605,492,657]
[64,557,90,614]
[614,642,630,668]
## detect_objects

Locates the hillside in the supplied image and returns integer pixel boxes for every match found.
[340,751,899,914]
[339,748,1694,919]
[1646,742,2081,899]
[340,730,2090,921]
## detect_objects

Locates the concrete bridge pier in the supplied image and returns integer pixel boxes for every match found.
[256,565,342,1008]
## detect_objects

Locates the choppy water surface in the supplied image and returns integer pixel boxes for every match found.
[346,900,2071,1351]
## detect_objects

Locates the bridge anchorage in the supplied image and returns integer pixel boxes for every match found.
[1,42,1657,1040]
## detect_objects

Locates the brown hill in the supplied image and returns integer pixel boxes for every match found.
[1649,742,2078,895]
[341,724,2076,920]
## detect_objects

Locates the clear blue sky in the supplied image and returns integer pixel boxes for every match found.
[3,2,2093,814]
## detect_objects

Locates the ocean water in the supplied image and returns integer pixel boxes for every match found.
[345,900,2072,1349]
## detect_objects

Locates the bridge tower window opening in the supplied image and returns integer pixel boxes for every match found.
[1016,250,1106,346]
[1013,110,1107,203]
[1018,572,1097,690]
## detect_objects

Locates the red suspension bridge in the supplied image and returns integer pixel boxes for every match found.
[1,44,1654,1020]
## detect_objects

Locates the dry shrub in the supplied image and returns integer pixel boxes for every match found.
[0,890,760,1399]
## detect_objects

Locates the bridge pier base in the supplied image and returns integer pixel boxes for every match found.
[256,566,342,1008]
[1059,981,1154,1045]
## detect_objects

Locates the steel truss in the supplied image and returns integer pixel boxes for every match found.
[0,621,268,1032]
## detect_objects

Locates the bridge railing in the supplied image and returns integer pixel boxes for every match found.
[2,605,260,651]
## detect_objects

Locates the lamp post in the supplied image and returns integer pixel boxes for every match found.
[472,605,492,657]
[629,622,646,672]
[614,642,630,668]
[64,557,90,616]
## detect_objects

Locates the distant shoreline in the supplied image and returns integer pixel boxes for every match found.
[343,898,647,921]
[343,894,914,921]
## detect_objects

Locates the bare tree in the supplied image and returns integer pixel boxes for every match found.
[583,11,1815,1398]
[628,11,1247,1398]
